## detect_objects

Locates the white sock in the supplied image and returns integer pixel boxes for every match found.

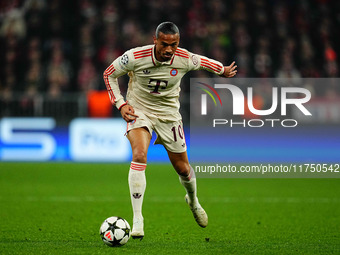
[128,161,146,220]
[179,166,198,205]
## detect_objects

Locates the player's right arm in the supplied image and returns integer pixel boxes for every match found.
[103,50,139,122]
[103,51,133,111]
[120,104,138,122]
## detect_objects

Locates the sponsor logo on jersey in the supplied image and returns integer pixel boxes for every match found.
[143,69,151,74]
[170,68,178,76]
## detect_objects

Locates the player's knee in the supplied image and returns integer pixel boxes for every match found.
[132,150,147,163]
[175,161,190,177]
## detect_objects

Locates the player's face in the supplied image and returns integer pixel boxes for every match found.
[153,32,180,62]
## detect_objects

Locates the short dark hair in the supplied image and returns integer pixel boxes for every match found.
[155,22,180,39]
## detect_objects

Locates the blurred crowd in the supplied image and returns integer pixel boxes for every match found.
[0,0,339,110]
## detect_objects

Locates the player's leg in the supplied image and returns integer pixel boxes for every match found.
[153,119,208,227]
[166,150,195,200]
[167,150,208,228]
[128,127,151,163]
[127,127,151,238]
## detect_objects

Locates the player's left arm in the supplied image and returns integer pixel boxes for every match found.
[220,61,237,78]
[187,51,237,77]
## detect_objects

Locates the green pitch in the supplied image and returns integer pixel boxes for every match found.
[0,163,339,254]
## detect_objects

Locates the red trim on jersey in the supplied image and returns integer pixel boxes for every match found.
[105,64,116,75]
[201,58,223,70]
[175,48,189,59]
[151,47,157,66]
[103,74,112,90]
[174,53,189,59]
[135,54,152,59]
[103,73,113,90]
[134,51,152,56]
[134,48,152,60]
[170,54,175,65]
[176,48,189,55]
[200,58,223,73]
[176,48,188,53]
[118,102,127,111]
[134,48,152,55]
[200,63,220,73]
[175,51,188,56]
[110,91,116,103]
[130,162,146,171]
[201,59,222,69]
[103,65,117,104]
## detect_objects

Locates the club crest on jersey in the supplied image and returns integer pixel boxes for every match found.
[170,68,178,76]
[121,54,129,65]
[143,69,151,74]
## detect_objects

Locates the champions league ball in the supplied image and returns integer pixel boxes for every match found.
[99,216,131,247]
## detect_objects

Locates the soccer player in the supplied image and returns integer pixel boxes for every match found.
[103,22,237,239]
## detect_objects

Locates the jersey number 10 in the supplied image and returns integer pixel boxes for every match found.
[171,125,184,142]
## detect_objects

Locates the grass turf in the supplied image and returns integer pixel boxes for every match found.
[0,162,339,254]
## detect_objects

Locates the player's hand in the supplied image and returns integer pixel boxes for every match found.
[120,104,139,122]
[222,61,237,78]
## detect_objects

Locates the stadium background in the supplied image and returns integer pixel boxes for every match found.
[1,0,339,162]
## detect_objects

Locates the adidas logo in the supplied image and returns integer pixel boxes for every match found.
[133,193,142,199]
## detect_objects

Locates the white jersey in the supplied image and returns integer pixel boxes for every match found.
[104,45,224,121]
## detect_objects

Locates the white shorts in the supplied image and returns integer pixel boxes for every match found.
[126,109,187,153]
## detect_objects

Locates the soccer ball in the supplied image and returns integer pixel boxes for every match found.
[99,216,131,247]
